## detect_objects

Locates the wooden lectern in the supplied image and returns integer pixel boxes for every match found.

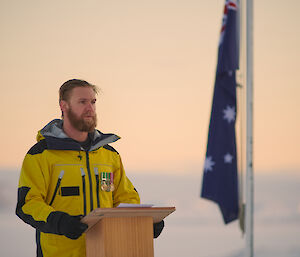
[81,207,175,257]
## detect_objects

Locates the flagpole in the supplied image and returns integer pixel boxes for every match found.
[245,0,254,256]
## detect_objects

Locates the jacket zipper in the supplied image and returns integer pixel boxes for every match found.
[85,151,94,211]
[80,168,87,216]
[49,170,64,206]
[94,167,100,208]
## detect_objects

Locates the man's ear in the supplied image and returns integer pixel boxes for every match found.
[60,100,69,114]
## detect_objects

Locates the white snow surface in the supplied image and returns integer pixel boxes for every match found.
[1,169,299,257]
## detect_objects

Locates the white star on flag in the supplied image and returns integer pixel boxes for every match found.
[224,153,233,163]
[223,105,236,123]
[204,156,215,172]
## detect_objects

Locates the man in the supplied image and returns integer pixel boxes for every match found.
[16,79,164,257]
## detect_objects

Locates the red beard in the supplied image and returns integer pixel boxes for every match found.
[66,107,97,132]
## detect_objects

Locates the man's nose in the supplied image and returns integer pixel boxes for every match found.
[86,103,95,112]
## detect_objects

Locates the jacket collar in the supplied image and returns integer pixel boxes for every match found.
[38,119,120,151]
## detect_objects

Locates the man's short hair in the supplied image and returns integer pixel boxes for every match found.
[59,79,99,102]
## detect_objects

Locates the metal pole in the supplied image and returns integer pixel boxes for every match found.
[246,0,254,256]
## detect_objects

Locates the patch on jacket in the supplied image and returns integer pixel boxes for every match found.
[61,186,80,196]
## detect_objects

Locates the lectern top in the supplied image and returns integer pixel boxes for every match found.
[81,207,176,230]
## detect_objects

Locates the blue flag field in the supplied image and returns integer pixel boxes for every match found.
[201,0,239,224]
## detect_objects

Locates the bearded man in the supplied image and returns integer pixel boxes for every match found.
[16,79,164,257]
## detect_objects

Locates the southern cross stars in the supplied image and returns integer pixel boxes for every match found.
[223,105,236,123]
[204,156,215,172]
[204,153,234,173]
[224,153,233,163]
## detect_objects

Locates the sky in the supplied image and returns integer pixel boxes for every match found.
[1,0,300,174]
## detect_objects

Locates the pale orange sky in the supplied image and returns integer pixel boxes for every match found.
[0,0,299,173]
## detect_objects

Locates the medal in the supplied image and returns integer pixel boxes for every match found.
[110,184,115,191]
[101,172,115,192]
[109,172,115,191]
[101,183,108,191]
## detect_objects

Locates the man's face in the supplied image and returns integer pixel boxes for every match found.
[63,87,97,132]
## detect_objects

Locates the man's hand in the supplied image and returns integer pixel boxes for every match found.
[153,220,164,238]
[58,213,88,239]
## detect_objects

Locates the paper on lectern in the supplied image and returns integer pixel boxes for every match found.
[117,203,154,208]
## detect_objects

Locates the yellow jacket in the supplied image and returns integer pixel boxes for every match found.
[16,119,140,257]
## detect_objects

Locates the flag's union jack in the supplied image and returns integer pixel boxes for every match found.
[220,0,238,45]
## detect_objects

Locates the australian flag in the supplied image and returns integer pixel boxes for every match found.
[201,0,239,224]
